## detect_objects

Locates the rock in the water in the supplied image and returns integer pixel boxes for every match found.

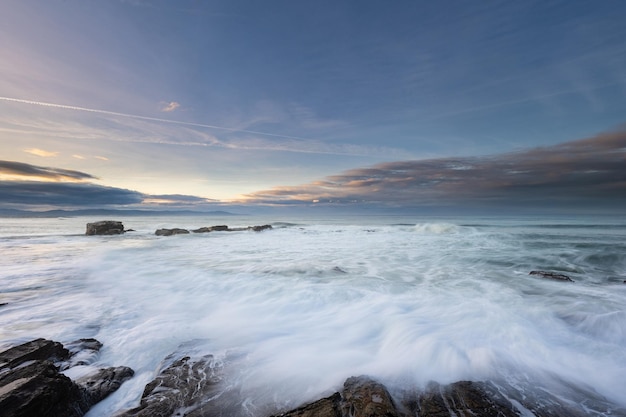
[116,354,240,417]
[155,228,190,236]
[76,366,135,405]
[86,221,125,235]
[250,224,272,232]
[408,381,519,417]
[0,339,133,417]
[274,376,401,417]
[529,270,575,282]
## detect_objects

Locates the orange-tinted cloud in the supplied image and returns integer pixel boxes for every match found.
[23,148,59,157]
[241,130,626,209]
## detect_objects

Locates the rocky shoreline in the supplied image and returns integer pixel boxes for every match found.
[2,338,624,417]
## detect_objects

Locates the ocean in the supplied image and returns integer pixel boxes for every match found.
[1,214,625,416]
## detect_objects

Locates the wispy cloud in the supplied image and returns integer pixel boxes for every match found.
[160,101,180,112]
[23,148,59,157]
[0,160,97,182]
[0,96,412,158]
[240,130,626,210]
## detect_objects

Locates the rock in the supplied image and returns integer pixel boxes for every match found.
[529,270,575,282]
[341,376,401,417]
[0,339,133,417]
[155,228,190,236]
[250,224,272,232]
[76,366,135,405]
[191,225,229,233]
[86,221,125,235]
[0,358,86,417]
[0,338,70,368]
[116,354,240,417]
[191,224,272,233]
[273,393,342,417]
[274,376,401,417]
[407,381,519,417]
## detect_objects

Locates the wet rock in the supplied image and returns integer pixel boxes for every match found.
[250,224,272,232]
[341,376,401,417]
[155,228,190,236]
[529,270,575,282]
[86,221,125,235]
[116,354,240,417]
[407,381,519,417]
[274,376,401,417]
[76,366,135,405]
[0,339,133,417]
[0,338,70,368]
[273,393,342,417]
[192,225,229,233]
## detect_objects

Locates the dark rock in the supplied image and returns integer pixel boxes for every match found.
[273,393,342,417]
[0,339,133,417]
[62,339,104,369]
[0,338,69,369]
[86,221,125,236]
[209,225,230,231]
[407,381,518,417]
[0,359,86,417]
[116,354,240,417]
[191,225,229,233]
[155,228,190,236]
[76,366,135,405]
[274,376,401,417]
[250,224,272,232]
[529,270,575,282]
[341,376,401,417]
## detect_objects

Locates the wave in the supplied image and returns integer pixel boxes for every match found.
[413,222,462,234]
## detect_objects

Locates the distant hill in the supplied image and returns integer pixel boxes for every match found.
[0,208,242,218]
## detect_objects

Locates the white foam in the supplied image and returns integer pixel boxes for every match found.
[1,217,625,415]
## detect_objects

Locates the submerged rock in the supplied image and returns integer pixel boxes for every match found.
[86,221,125,235]
[529,270,575,282]
[0,338,133,417]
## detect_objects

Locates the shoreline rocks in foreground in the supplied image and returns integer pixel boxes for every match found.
[3,339,625,417]
[0,338,133,417]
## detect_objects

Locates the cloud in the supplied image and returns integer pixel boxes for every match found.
[142,194,218,206]
[0,181,144,207]
[160,101,181,112]
[241,130,626,210]
[0,160,97,182]
[23,148,59,157]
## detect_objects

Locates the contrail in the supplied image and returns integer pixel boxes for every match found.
[0,96,312,141]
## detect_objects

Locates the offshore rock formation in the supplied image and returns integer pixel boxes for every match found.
[155,227,191,236]
[85,220,125,235]
[0,338,133,417]
[156,224,273,236]
[529,270,575,282]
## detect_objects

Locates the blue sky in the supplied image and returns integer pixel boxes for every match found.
[1,0,625,212]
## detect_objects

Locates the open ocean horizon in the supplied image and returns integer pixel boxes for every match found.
[1,213,625,416]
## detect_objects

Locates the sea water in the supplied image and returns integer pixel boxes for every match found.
[1,214,625,415]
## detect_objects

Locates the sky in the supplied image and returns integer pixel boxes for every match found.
[1,0,625,214]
